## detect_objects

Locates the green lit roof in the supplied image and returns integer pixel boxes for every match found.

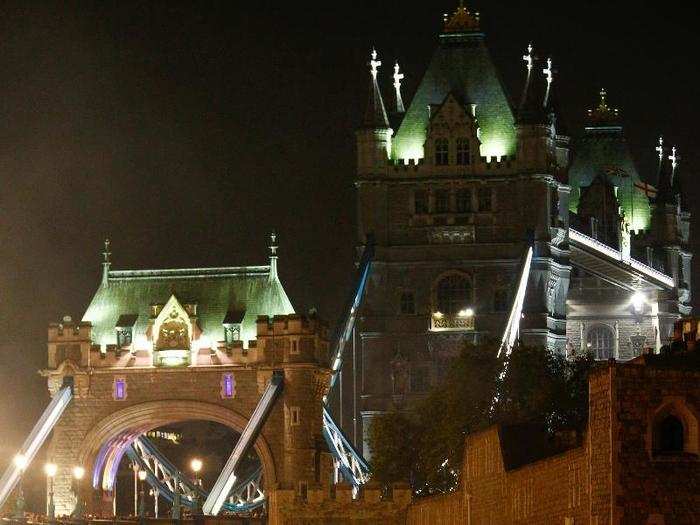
[568,127,651,232]
[82,265,294,347]
[392,31,516,160]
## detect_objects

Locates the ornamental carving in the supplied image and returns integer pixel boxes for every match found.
[428,226,475,244]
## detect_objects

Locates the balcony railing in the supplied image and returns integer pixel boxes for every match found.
[430,313,475,332]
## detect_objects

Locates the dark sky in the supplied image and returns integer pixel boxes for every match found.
[0,0,698,478]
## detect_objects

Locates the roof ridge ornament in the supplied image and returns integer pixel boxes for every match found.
[102,238,111,286]
[523,43,534,73]
[393,62,405,114]
[656,136,665,163]
[542,57,553,108]
[587,88,620,125]
[369,49,381,80]
[269,230,279,282]
[668,146,680,187]
[443,1,480,33]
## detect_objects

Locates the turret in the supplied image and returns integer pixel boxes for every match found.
[515,45,558,172]
[356,49,393,175]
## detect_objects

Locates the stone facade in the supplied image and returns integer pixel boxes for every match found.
[43,314,336,521]
[405,354,700,524]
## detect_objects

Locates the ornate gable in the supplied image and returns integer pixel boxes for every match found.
[425,93,481,167]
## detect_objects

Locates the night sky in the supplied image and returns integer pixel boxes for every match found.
[0,0,698,481]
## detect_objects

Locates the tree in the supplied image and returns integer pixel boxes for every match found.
[368,342,594,495]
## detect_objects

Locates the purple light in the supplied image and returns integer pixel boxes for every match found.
[114,379,126,400]
[222,373,234,398]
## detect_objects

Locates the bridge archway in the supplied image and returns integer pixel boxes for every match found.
[78,400,277,510]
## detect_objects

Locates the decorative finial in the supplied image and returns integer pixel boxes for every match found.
[370,48,381,80]
[523,43,533,73]
[268,230,278,281]
[669,146,679,171]
[393,62,405,114]
[102,238,111,286]
[443,1,480,33]
[656,136,664,162]
[587,88,620,123]
[542,58,553,85]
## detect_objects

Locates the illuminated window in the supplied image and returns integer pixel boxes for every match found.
[435,189,449,213]
[221,373,235,399]
[290,406,301,426]
[456,138,470,165]
[586,325,615,360]
[400,291,415,315]
[435,138,449,166]
[478,188,492,212]
[113,377,127,400]
[456,189,472,213]
[414,190,429,214]
[436,274,473,316]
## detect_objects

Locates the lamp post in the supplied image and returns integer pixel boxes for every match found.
[190,458,203,515]
[13,454,28,520]
[72,466,85,519]
[170,476,181,520]
[45,462,58,522]
[138,469,147,524]
[131,462,139,516]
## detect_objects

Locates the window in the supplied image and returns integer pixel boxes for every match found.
[436,274,473,316]
[456,189,472,213]
[290,406,301,426]
[435,138,449,166]
[224,325,240,345]
[655,415,684,454]
[586,325,615,360]
[113,378,127,400]
[116,328,132,348]
[400,291,415,315]
[221,373,235,399]
[290,339,299,355]
[494,288,510,312]
[414,190,429,214]
[456,138,470,165]
[410,367,429,393]
[478,187,492,212]
[435,189,449,214]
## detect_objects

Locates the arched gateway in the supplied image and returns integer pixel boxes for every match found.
[41,240,335,518]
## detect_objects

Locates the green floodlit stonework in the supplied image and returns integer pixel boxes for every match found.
[82,266,295,348]
[392,32,516,161]
[568,127,651,232]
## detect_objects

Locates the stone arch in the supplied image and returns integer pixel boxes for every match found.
[78,400,277,491]
[431,270,474,316]
[583,323,616,360]
[647,397,700,457]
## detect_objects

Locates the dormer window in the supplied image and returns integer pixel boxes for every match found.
[435,138,449,166]
[456,138,470,165]
[115,314,138,349]
[223,309,245,345]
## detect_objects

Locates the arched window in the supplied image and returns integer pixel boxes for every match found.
[586,325,615,360]
[435,138,449,166]
[436,274,472,316]
[456,138,470,165]
[656,415,684,454]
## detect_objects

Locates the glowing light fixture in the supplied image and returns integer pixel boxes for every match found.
[72,466,85,480]
[631,292,646,313]
[190,458,203,474]
[13,455,27,471]
[44,463,57,478]
[458,308,475,318]
[433,311,444,319]
[138,469,147,482]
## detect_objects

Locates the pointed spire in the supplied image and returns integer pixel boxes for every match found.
[542,57,553,108]
[268,230,278,282]
[361,48,390,129]
[443,1,480,33]
[102,238,111,286]
[393,62,405,114]
[587,88,620,125]
[655,138,675,205]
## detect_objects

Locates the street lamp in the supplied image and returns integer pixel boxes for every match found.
[72,466,85,519]
[45,463,58,522]
[190,458,203,515]
[138,469,147,524]
[13,454,28,519]
[131,462,140,516]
